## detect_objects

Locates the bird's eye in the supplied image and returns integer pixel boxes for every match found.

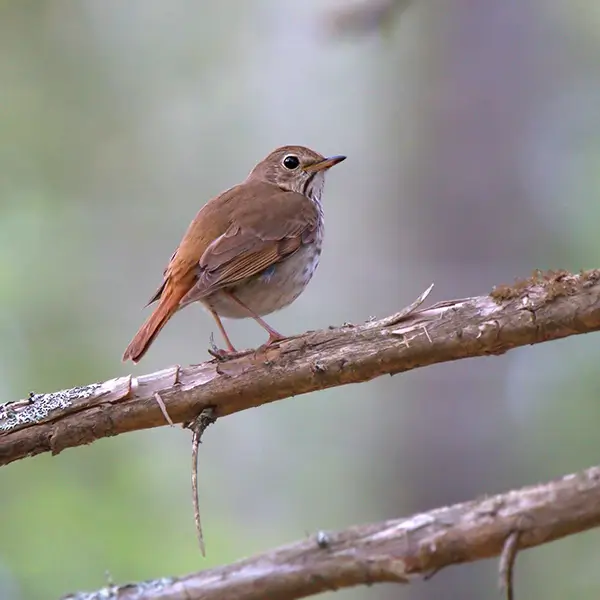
[282,155,300,170]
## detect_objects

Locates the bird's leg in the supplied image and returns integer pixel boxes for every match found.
[209,309,237,356]
[225,291,286,345]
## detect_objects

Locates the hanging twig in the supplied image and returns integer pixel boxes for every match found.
[185,407,217,556]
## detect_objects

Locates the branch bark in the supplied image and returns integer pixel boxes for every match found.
[2,269,600,467]
[62,464,600,600]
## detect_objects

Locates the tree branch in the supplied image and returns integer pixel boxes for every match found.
[62,464,600,599]
[2,269,600,467]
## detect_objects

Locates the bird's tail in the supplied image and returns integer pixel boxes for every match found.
[122,285,187,363]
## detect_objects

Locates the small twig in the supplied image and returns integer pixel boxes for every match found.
[377,283,435,327]
[423,567,443,581]
[186,407,217,556]
[208,332,220,357]
[421,325,433,344]
[153,392,173,427]
[207,332,253,361]
[499,531,521,600]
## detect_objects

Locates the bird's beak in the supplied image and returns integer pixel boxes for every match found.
[303,155,347,173]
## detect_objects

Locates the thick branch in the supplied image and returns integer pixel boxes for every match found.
[63,464,600,599]
[2,269,600,466]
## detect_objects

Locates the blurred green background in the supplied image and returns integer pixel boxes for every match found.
[2,1,600,599]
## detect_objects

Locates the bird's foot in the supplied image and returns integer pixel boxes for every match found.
[207,331,288,362]
[207,346,248,361]
[266,330,286,345]
[253,332,288,355]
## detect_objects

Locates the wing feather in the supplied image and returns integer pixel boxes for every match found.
[193,186,318,297]
[146,182,319,304]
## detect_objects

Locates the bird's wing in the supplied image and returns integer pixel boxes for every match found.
[193,187,319,297]
[145,182,319,304]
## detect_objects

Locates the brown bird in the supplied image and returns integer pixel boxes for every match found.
[122,145,346,363]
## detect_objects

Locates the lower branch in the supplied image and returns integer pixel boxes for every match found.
[2,269,600,466]
[63,464,600,600]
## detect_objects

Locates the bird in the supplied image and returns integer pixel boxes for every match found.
[122,145,346,363]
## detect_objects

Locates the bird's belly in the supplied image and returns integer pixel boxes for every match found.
[203,245,321,319]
